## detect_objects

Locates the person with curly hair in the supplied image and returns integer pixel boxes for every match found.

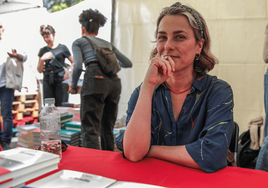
[69,9,132,151]
[37,25,73,106]
[115,2,234,173]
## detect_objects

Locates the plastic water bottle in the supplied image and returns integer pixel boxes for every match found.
[39,98,62,159]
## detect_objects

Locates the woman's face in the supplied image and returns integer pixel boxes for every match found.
[157,14,203,72]
[42,33,54,45]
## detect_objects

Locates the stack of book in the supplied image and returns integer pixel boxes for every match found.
[16,124,38,149]
[61,129,80,146]
[64,121,82,146]
[60,111,73,128]
[0,147,59,188]
[32,127,41,149]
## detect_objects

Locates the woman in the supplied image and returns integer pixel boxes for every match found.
[37,25,73,106]
[115,2,234,173]
[69,9,132,151]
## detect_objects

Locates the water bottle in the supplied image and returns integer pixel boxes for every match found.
[39,98,62,159]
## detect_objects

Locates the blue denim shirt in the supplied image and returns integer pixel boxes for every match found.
[115,73,234,173]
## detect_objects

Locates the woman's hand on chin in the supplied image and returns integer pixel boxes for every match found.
[144,56,175,88]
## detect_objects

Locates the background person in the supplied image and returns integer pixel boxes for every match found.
[0,22,27,150]
[37,24,73,106]
[69,9,132,151]
[256,22,268,172]
[115,2,234,173]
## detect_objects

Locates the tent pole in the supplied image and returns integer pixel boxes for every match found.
[110,0,116,44]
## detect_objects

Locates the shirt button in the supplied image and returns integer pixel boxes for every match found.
[183,107,186,110]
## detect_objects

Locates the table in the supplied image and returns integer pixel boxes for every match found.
[27,146,268,188]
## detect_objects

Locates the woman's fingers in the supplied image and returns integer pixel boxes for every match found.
[158,55,173,77]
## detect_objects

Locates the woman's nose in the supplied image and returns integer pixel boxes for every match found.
[164,39,175,51]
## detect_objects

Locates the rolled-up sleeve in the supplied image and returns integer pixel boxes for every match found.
[186,84,234,173]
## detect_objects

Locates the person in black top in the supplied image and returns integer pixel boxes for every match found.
[37,25,73,106]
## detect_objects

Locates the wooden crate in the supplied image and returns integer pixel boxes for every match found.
[12,92,39,121]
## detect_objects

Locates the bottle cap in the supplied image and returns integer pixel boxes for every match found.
[44,98,55,103]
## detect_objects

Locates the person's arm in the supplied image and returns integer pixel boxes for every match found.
[112,45,132,68]
[37,52,52,73]
[70,40,83,92]
[67,55,74,71]
[7,49,27,62]
[122,56,175,162]
[263,23,268,63]
[147,145,200,169]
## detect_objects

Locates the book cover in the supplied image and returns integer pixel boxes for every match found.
[0,147,59,183]
[61,114,73,121]
[61,129,80,138]
[27,170,116,188]
[1,163,58,188]
[60,111,68,117]
[64,121,81,129]
[17,124,38,133]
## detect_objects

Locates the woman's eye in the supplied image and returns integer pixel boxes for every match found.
[176,35,185,39]
[158,36,166,41]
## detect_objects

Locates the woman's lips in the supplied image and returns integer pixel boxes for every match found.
[168,55,179,58]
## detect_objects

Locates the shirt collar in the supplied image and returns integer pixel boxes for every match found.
[158,73,207,92]
[192,73,207,91]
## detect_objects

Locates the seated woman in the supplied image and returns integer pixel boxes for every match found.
[115,2,234,173]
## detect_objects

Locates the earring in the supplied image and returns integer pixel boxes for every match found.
[195,54,200,61]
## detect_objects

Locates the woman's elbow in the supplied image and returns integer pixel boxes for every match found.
[124,151,144,162]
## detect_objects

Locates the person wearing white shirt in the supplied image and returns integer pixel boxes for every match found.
[0,22,27,150]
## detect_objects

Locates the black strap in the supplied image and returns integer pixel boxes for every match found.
[46,46,65,68]
[83,36,99,49]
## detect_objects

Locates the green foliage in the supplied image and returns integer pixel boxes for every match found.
[51,3,68,12]
[48,0,84,12]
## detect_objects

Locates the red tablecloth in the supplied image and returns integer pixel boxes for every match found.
[27,146,268,188]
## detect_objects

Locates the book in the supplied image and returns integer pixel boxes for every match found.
[64,121,81,132]
[60,111,68,117]
[18,132,34,142]
[32,127,41,149]
[27,170,165,188]
[32,127,40,138]
[1,163,58,188]
[0,147,59,185]
[61,114,73,124]
[27,170,116,188]
[61,138,80,146]
[61,129,80,139]
[17,124,38,134]
[17,142,34,149]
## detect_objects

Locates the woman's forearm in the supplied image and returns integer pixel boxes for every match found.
[148,145,201,170]
[37,59,44,73]
[123,83,155,162]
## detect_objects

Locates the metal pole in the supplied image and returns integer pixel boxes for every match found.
[110,0,116,44]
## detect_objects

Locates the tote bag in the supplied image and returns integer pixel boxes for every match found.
[5,57,24,92]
